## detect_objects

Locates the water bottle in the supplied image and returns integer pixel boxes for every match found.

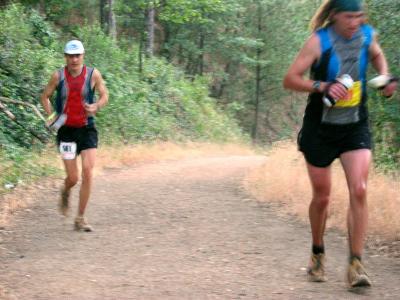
[49,113,67,131]
[368,74,398,89]
[322,74,354,107]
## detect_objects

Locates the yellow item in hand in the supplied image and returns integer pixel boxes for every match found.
[47,112,56,121]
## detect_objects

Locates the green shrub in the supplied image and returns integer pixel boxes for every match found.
[0,5,246,191]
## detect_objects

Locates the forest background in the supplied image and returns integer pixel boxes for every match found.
[0,0,399,193]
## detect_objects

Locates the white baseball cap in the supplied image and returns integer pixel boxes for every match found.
[64,40,85,54]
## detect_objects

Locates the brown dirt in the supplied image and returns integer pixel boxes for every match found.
[1,155,400,299]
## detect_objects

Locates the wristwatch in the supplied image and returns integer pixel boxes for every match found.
[312,80,321,93]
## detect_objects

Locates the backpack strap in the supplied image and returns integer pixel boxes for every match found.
[360,24,375,86]
[311,28,333,81]
[55,67,66,114]
[84,66,95,104]
[84,67,96,126]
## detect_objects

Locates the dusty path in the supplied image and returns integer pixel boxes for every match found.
[1,156,400,299]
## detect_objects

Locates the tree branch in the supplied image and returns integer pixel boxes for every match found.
[0,99,48,143]
[0,97,46,122]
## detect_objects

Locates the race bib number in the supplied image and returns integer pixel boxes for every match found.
[59,142,77,160]
[335,81,362,108]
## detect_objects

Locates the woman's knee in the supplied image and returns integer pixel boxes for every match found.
[350,182,368,203]
[307,164,331,209]
[312,180,331,205]
[311,194,330,210]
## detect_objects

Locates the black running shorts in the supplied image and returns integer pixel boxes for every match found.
[57,125,98,155]
[298,120,372,168]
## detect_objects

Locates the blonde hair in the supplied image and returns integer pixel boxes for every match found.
[309,0,368,32]
[309,0,334,32]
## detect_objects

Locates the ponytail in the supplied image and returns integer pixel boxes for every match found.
[309,0,334,32]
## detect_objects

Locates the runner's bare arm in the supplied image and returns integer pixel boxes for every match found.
[283,34,328,93]
[369,34,389,75]
[40,71,59,116]
[92,69,108,112]
[369,34,397,96]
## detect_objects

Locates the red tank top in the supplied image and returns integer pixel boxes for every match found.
[64,66,87,127]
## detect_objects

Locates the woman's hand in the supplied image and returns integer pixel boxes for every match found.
[325,82,349,100]
[382,81,398,98]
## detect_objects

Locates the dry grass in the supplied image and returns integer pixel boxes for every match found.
[95,142,255,174]
[245,141,400,243]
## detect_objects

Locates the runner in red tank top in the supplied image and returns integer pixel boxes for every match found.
[64,65,88,127]
[40,40,109,232]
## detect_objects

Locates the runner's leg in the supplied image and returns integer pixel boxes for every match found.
[306,162,331,248]
[63,158,79,191]
[78,148,96,216]
[340,149,371,257]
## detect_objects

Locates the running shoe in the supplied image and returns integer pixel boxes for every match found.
[74,216,93,232]
[307,253,327,282]
[347,257,371,288]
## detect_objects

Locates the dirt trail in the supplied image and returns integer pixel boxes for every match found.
[1,156,400,299]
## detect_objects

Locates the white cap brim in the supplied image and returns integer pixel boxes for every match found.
[64,50,84,54]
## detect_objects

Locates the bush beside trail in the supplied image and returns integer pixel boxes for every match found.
[0,5,246,193]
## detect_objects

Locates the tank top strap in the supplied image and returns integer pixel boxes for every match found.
[316,27,332,54]
[58,67,65,83]
[360,24,374,48]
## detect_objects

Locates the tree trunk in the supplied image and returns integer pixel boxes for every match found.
[35,0,45,14]
[210,62,231,99]
[197,29,205,76]
[0,0,9,7]
[100,0,107,31]
[145,4,155,57]
[252,52,261,143]
[107,0,117,40]
[251,3,263,143]
[178,44,184,65]
[139,31,144,74]
[161,23,171,61]
[186,53,196,79]
[218,62,231,98]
